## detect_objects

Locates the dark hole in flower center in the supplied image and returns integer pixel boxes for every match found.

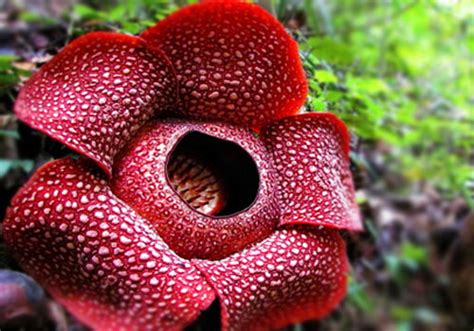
[167,132,259,217]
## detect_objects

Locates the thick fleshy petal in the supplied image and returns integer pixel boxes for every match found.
[141,1,307,129]
[111,119,280,260]
[14,32,177,176]
[193,227,348,331]
[262,113,363,230]
[3,158,215,331]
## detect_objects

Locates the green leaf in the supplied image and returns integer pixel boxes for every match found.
[73,4,105,20]
[346,75,391,96]
[109,5,129,21]
[0,159,34,177]
[391,305,415,321]
[400,242,428,267]
[0,130,20,139]
[324,90,344,102]
[307,37,354,66]
[19,11,58,25]
[314,70,338,83]
[347,275,375,312]
[121,22,143,34]
[0,55,17,71]
[0,74,19,88]
[310,97,327,111]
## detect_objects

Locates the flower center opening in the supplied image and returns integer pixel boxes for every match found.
[167,132,259,217]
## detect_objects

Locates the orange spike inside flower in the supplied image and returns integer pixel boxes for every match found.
[167,152,227,215]
[3,1,364,329]
[112,119,279,260]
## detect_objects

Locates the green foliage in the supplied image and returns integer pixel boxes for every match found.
[3,0,471,203]
[70,0,201,34]
[391,305,439,331]
[0,159,34,177]
[0,1,470,329]
[0,130,19,139]
[399,242,428,267]
[19,11,59,25]
[385,241,428,287]
[298,0,473,202]
[64,0,474,207]
[347,274,375,312]
[3,1,469,203]
[0,56,31,94]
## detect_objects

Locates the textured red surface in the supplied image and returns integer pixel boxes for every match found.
[262,113,363,230]
[142,0,307,129]
[5,2,363,329]
[167,151,227,215]
[3,158,215,331]
[14,32,178,176]
[194,227,348,331]
[112,119,280,260]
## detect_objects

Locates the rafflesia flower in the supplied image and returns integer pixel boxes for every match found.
[3,1,362,330]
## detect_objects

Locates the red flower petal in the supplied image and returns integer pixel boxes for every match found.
[111,119,280,260]
[14,32,177,176]
[193,227,348,331]
[261,113,363,230]
[141,1,307,129]
[3,158,215,331]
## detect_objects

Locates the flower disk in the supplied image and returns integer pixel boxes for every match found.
[142,0,307,129]
[112,119,280,260]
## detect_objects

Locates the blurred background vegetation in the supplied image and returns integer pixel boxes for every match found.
[0,0,473,330]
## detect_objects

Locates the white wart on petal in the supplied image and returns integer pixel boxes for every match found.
[14,32,177,176]
[193,227,348,331]
[142,0,307,129]
[3,158,214,331]
[112,119,280,260]
[262,113,363,231]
